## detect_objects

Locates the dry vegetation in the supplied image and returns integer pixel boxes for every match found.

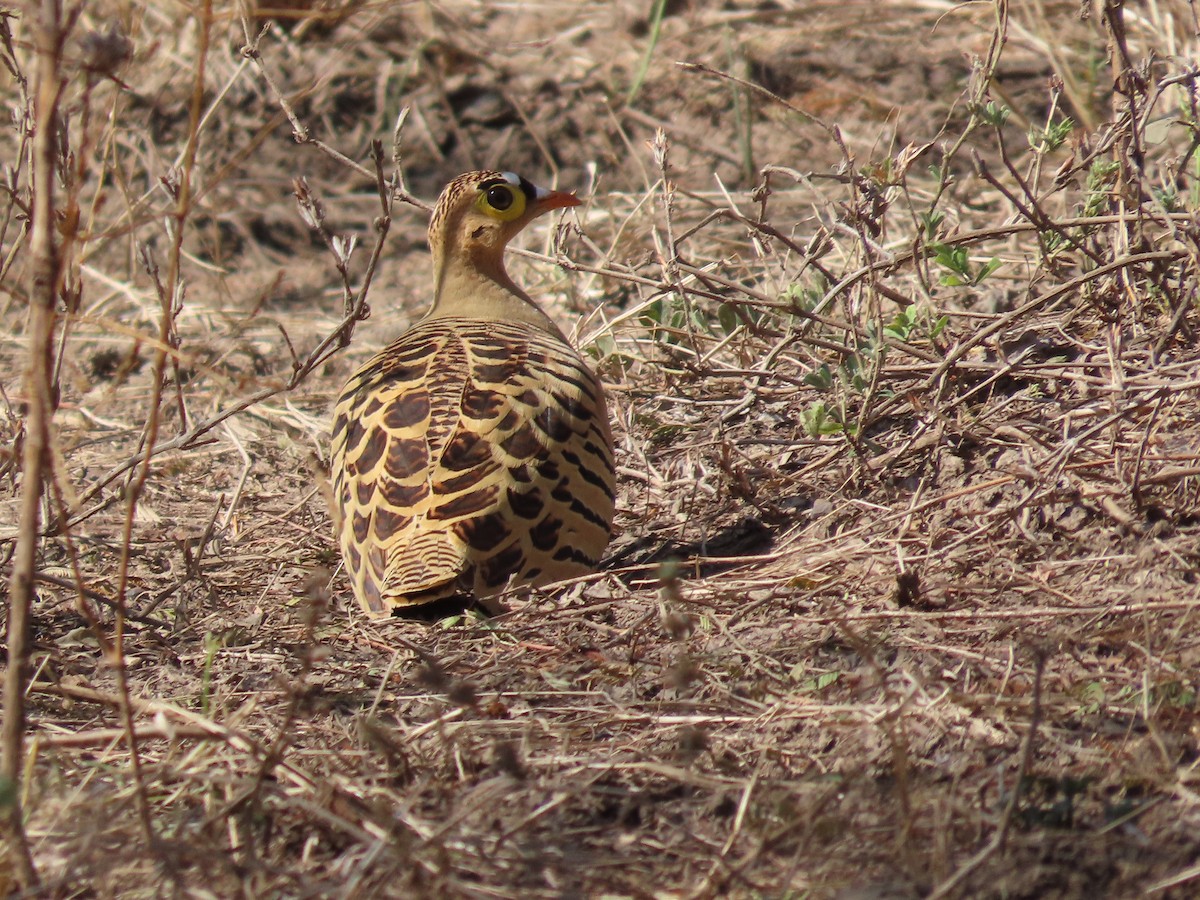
[3,0,1200,896]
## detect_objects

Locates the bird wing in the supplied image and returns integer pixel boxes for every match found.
[332,324,464,614]
[332,319,615,617]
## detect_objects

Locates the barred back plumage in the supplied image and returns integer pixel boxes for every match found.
[330,172,616,616]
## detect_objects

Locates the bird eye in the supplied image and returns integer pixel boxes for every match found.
[486,185,514,211]
[476,179,527,221]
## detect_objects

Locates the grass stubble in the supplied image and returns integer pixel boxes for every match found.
[2,0,1200,896]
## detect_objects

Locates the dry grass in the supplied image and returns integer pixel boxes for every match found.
[3,0,1200,896]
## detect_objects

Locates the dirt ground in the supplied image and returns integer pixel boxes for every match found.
[3,1,1200,897]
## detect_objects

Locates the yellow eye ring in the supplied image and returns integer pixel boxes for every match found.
[478,182,526,221]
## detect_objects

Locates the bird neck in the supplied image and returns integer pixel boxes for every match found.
[429,244,567,337]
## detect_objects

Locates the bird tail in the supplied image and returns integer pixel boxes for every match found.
[380,531,468,608]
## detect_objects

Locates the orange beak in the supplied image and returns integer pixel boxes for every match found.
[533,187,582,213]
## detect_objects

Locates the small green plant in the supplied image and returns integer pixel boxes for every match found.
[1040,229,1070,257]
[1118,679,1196,710]
[585,331,638,371]
[800,303,953,441]
[977,100,1011,128]
[920,209,946,240]
[1078,680,1106,714]
[800,401,854,437]
[804,351,870,395]
[717,303,740,335]
[626,0,668,104]
[640,294,715,345]
[838,351,870,393]
[437,608,491,630]
[803,363,835,392]
[1028,117,1074,153]
[717,300,766,336]
[781,276,828,314]
[928,241,1003,287]
[806,671,840,692]
[200,631,220,715]
[788,663,841,693]
[862,156,896,188]
[883,305,948,343]
[1082,158,1121,217]
[1152,184,1179,213]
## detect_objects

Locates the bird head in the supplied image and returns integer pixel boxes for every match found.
[429,170,580,290]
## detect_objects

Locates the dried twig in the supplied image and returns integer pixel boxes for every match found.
[1,0,64,888]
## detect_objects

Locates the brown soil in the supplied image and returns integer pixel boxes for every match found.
[3,1,1200,897]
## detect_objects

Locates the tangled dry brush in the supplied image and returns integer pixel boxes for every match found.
[3,1,1200,896]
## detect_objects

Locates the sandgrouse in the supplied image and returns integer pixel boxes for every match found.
[330,171,616,617]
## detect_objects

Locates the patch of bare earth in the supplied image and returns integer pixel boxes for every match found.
[3,1,1200,897]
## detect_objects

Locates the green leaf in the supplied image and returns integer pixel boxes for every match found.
[717,303,740,335]
[801,402,845,436]
[977,100,1010,127]
[977,257,1003,282]
[803,364,834,391]
[884,306,918,341]
[921,209,945,239]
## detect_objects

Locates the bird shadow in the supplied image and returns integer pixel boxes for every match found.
[601,514,775,585]
[382,513,782,621]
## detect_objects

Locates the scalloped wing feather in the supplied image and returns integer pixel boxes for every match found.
[331,318,615,617]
